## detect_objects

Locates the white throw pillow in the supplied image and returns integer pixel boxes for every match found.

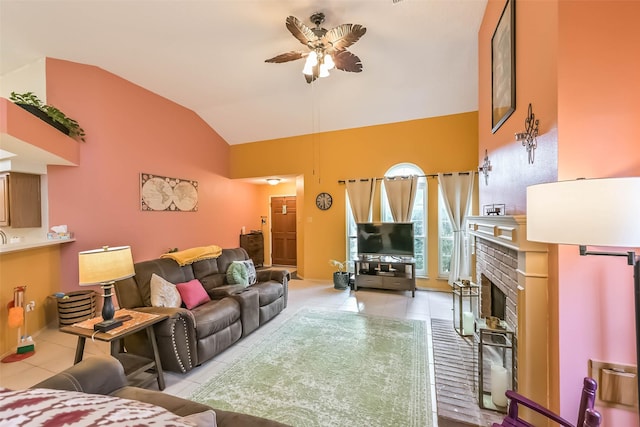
[150,273,182,308]
[240,259,257,285]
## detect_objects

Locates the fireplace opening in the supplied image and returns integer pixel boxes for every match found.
[491,284,507,321]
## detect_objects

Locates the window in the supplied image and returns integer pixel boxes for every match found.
[380,164,427,277]
[346,196,358,271]
[438,189,454,277]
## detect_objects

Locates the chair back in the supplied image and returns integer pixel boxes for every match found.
[492,377,601,427]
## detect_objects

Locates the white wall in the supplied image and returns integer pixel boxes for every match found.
[0,57,47,101]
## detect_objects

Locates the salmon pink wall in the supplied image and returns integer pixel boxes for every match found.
[478,0,559,414]
[557,2,640,425]
[480,0,640,423]
[45,59,261,293]
[478,0,558,215]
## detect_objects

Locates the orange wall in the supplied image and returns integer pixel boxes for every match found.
[231,112,479,289]
[0,246,61,355]
[557,2,640,425]
[44,58,262,293]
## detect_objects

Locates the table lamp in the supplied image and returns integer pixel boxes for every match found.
[78,246,134,332]
[527,177,640,410]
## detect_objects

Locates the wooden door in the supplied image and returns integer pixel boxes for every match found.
[271,196,297,266]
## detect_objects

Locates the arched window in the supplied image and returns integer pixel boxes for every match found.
[380,163,427,277]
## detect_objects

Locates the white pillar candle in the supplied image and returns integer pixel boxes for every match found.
[491,365,509,407]
[462,311,474,336]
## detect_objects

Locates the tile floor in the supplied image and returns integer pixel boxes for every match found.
[0,279,454,426]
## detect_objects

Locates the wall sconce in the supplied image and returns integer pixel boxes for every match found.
[478,149,492,186]
[515,103,540,164]
[266,178,280,186]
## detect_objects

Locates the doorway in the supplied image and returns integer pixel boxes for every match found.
[271,196,297,266]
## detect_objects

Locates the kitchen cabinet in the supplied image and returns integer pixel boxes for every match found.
[0,172,41,228]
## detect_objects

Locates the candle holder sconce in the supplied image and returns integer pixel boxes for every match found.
[452,280,479,337]
[515,103,540,165]
[475,325,517,413]
[478,149,492,186]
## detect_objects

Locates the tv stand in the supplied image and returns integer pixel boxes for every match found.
[353,256,416,297]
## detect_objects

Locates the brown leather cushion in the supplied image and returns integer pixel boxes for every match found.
[191,298,241,339]
[252,281,284,306]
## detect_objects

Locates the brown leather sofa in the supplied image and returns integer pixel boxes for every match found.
[114,248,289,373]
[33,355,290,427]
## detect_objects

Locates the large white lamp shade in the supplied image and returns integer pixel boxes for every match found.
[527,177,640,247]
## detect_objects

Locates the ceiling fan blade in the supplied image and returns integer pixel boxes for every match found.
[332,50,363,73]
[286,15,317,47]
[324,24,366,51]
[265,51,307,63]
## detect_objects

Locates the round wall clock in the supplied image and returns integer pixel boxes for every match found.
[315,192,333,210]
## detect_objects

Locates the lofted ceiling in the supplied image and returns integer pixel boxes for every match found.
[0,0,487,145]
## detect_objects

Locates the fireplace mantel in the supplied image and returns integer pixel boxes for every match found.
[466,215,548,253]
[467,214,549,409]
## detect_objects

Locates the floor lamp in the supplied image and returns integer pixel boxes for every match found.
[78,246,134,332]
[527,177,640,413]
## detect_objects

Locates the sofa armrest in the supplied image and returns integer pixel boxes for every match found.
[113,386,213,417]
[229,288,260,336]
[32,355,126,395]
[256,268,290,284]
[122,307,199,373]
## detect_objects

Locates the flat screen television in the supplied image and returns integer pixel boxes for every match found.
[356,222,414,258]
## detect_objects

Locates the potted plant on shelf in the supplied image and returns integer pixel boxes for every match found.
[9,92,86,142]
[329,259,350,290]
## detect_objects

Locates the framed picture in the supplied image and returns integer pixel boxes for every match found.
[140,173,198,212]
[491,0,516,133]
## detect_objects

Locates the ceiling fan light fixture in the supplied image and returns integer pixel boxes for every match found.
[302,51,319,75]
[265,13,367,84]
[319,63,330,78]
[324,53,335,70]
[302,61,314,76]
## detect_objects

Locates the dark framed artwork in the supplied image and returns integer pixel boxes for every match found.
[491,0,516,133]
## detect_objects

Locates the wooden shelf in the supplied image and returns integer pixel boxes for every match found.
[353,257,416,297]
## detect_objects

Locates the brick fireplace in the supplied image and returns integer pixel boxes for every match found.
[467,215,550,406]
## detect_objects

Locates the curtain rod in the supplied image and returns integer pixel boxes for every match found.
[337,171,477,184]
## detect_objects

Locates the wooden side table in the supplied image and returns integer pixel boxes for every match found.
[60,309,169,390]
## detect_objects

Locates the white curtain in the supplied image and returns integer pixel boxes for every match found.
[383,175,418,222]
[346,178,376,223]
[438,171,475,284]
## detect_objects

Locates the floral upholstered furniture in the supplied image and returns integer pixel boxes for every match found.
[0,355,289,427]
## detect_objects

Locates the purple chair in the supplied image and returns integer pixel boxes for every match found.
[492,377,602,427]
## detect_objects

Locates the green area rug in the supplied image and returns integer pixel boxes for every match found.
[189,308,432,427]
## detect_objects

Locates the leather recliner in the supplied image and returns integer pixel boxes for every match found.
[114,248,289,373]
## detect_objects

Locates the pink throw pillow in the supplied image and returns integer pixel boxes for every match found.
[176,279,210,309]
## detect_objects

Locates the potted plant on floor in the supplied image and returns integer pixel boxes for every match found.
[329,259,350,290]
[9,92,86,142]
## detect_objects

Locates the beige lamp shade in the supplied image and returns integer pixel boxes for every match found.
[78,246,135,285]
[526,177,640,247]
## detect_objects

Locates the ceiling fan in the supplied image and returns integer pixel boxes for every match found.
[265,12,367,83]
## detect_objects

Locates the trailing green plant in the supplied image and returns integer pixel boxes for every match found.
[10,91,86,142]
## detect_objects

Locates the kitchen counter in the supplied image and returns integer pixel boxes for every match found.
[0,238,75,254]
